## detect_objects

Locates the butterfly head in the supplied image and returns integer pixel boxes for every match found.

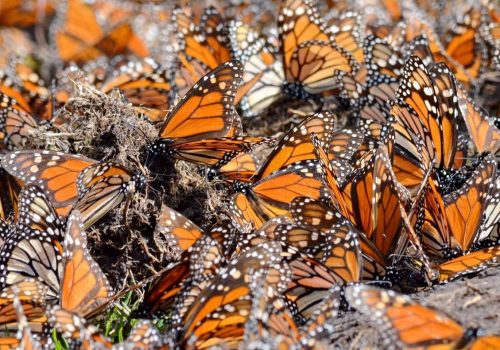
[205,167,219,181]
[281,82,311,100]
[148,139,175,157]
[146,139,176,167]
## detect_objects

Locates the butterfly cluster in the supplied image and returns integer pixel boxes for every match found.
[0,0,499,349]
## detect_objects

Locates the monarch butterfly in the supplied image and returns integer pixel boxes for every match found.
[420,154,497,260]
[59,210,114,318]
[0,188,114,317]
[275,208,363,283]
[47,306,113,349]
[345,285,476,350]
[0,184,64,300]
[404,13,477,88]
[299,286,342,349]
[155,204,204,255]
[435,245,500,283]
[0,284,44,350]
[282,39,356,98]
[53,0,139,63]
[1,150,96,217]
[313,135,421,281]
[229,112,335,230]
[175,5,231,73]
[477,176,500,247]
[161,214,233,258]
[230,158,327,232]
[150,61,272,169]
[73,162,145,230]
[173,5,231,96]
[289,196,341,232]
[1,150,144,229]
[210,152,260,183]
[0,279,48,334]
[263,112,336,178]
[277,244,344,321]
[232,222,349,321]
[364,74,400,105]
[0,59,51,120]
[395,57,459,172]
[0,0,54,27]
[279,0,337,66]
[327,11,365,66]
[334,70,364,104]
[457,83,500,154]
[387,102,435,193]
[442,6,484,79]
[243,267,300,349]
[2,193,169,341]
[229,216,292,254]
[363,34,405,79]
[325,127,366,185]
[100,58,174,123]
[179,242,289,348]
[0,92,41,149]
[228,20,285,117]
[139,235,224,320]
[236,0,359,115]
[137,259,190,318]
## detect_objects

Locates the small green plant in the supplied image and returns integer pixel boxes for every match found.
[102,291,143,343]
[52,328,69,350]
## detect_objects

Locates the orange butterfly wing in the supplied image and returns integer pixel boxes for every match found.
[286,40,355,95]
[468,336,500,350]
[230,193,266,231]
[159,60,243,141]
[443,155,496,252]
[60,210,113,318]
[74,163,140,230]
[0,92,39,149]
[156,205,203,254]
[396,56,457,169]
[217,152,258,183]
[0,0,54,27]
[328,11,364,65]
[100,63,172,123]
[0,168,22,221]
[1,150,95,217]
[257,112,335,180]
[279,0,330,67]
[181,242,287,348]
[457,85,500,154]
[55,0,133,63]
[346,285,465,349]
[438,246,500,283]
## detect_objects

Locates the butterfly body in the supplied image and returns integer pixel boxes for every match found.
[281,81,313,100]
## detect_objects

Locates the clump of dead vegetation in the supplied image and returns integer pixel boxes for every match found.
[25,82,229,286]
